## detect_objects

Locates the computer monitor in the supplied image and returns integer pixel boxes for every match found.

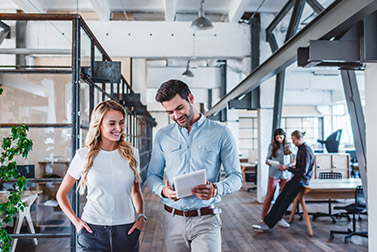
[16,164,35,178]
[317,129,342,153]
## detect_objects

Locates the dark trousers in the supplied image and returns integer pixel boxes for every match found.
[77,222,140,252]
[264,179,303,228]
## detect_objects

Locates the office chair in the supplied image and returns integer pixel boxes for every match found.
[312,172,343,224]
[317,129,342,153]
[330,185,368,243]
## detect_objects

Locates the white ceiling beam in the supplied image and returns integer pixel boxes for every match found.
[12,0,45,13]
[26,21,250,58]
[228,0,249,23]
[164,0,176,22]
[89,0,111,21]
[147,66,221,89]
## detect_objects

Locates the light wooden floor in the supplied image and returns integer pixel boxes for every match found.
[140,186,368,252]
[16,186,368,252]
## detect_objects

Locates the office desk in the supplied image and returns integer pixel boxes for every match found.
[0,190,42,252]
[288,179,362,236]
[240,162,257,191]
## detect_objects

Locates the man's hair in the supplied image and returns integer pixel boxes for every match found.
[291,130,306,139]
[155,79,191,103]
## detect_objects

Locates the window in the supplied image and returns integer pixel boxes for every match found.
[238,117,258,156]
[281,117,324,148]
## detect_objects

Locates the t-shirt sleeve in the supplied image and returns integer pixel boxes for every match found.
[67,149,85,180]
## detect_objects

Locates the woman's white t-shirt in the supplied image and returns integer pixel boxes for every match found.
[67,146,140,226]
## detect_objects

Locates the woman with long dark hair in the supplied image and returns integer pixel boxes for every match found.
[262,128,294,228]
[57,100,145,252]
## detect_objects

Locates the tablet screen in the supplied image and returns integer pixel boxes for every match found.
[173,170,207,198]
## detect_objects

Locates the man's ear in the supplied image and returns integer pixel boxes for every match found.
[188,93,194,104]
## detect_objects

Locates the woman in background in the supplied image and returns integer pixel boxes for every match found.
[253,130,314,232]
[57,100,146,252]
[262,128,294,228]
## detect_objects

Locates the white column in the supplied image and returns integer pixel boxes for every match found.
[257,78,275,203]
[132,59,147,104]
[365,63,377,251]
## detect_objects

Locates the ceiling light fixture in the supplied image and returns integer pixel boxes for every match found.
[191,0,213,30]
[182,60,194,77]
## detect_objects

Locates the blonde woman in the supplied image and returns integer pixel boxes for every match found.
[57,100,145,252]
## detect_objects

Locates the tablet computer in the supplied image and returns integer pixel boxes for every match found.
[268,159,281,169]
[173,170,206,198]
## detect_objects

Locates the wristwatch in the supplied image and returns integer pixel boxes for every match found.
[137,213,147,222]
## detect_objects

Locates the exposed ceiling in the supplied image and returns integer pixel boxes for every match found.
[2,0,287,21]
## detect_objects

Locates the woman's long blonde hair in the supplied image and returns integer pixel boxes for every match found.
[77,100,141,194]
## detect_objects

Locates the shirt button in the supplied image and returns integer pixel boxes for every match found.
[186,160,190,164]
[187,145,190,149]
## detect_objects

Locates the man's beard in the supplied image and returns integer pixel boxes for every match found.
[175,104,194,128]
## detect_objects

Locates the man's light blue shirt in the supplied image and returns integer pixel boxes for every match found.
[147,114,242,211]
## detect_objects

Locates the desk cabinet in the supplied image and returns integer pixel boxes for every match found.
[314,154,349,179]
[35,161,70,228]
[240,162,257,191]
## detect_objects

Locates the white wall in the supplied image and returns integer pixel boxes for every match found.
[365,63,377,252]
[132,58,147,104]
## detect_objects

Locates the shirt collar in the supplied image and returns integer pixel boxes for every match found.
[178,113,206,132]
[195,113,206,128]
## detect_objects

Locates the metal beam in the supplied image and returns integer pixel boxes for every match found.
[0,48,72,54]
[205,0,377,116]
[89,0,111,21]
[228,0,249,23]
[0,21,10,46]
[15,20,27,67]
[220,60,227,122]
[164,0,176,22]
[340,69,368,202]
[250,14,260,70]
[363,11,377,62]
[228,13,260,110]
[305,0,324,14]
[266,0,295,33]
[70,17,81,252]
[271,71,285,133]
[285,0,306,42]
[271,0,306,135]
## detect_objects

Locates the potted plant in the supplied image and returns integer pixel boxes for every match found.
[0,87,33,251]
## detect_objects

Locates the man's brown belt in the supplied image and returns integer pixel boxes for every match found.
[164,204,221,217]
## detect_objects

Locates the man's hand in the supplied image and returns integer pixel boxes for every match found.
[192,181,214,200]
[162,180,179,201]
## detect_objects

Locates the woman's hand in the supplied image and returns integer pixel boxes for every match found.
[74,219,93,233]
[280,164,288,171]
[128,218,144,234]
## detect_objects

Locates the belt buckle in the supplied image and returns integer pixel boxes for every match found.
[183,210,189,217]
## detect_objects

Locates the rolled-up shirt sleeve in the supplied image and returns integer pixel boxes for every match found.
[146,131,166,199]
[216,127,243,196]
